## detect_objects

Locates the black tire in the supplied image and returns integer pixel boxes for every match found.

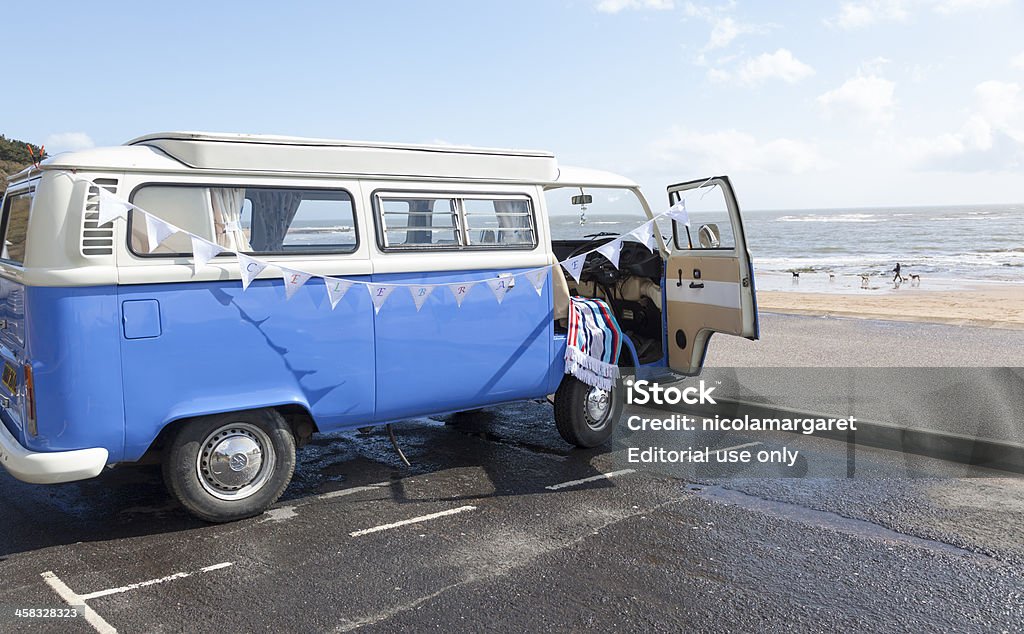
[162,409,296,523]
[553,375,623,448]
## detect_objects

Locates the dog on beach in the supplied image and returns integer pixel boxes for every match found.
[860,274,870,289]
[909,274,921,287]
[829,273,835,283]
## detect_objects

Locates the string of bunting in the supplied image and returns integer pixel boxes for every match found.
[81,175,691,314]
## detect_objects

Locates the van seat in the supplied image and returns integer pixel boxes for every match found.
[550,254,570,321]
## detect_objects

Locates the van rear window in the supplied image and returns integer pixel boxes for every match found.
[0,190,33,264]
[129,185,358,256]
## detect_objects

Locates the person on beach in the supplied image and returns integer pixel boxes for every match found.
[892,262,903,284]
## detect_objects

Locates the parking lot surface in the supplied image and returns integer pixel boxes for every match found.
[1,401,1022,632]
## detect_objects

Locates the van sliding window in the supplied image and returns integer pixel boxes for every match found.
[375,193,536,251]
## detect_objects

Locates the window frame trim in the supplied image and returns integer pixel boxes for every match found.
[371,188,538,253]
[125,182,361,259]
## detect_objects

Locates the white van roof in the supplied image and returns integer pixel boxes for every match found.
[18,132,636,187]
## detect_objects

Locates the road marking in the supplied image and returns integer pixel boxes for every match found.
[318,482,390,501]
[80,562,234,600]
[41,562,234,633]
[545,468,636,491]
[711,442,762,455]
[41,571,117,634]
[350,505,477,537]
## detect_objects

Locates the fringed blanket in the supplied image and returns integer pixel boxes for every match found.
[565,296,622,390]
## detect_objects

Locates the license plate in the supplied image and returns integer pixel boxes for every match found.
[2,362,17,395]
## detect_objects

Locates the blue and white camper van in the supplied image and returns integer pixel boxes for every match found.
[0,132,758,521]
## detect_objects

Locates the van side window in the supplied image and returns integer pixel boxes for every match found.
[129,186,358,256]
[0,190,33,264]
[375,193,536,251]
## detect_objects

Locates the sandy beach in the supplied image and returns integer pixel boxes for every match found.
[756,286,1024,330]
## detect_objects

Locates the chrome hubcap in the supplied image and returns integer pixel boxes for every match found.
[196,423,275,501]
[584,386,613,430]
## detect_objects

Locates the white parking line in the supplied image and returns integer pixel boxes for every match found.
[41,562,234,634]
[318,482,390,501]
[712,442,762,455]
[41,571,116,634]
[350,505,477,537]
[545,469,636,491]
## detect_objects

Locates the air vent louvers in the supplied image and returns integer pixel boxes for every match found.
[82,179,117,256]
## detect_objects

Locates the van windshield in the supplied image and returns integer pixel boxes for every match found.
[544,187,660,242]
[0,189,33,264]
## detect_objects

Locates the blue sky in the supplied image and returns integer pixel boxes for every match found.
[4,0,1022,209]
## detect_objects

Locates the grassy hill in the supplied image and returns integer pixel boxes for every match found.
[1,135,46,197]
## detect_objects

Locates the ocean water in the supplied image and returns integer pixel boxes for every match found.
[550,204,1023,293]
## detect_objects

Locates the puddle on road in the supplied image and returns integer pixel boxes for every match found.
[688,484,989,560]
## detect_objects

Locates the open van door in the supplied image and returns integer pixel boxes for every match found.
[664,176,758,375]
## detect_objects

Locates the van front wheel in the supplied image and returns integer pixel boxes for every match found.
[162,409,296,523]
[553,375,623,448]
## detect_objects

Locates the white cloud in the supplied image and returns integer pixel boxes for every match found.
[817,75,897,124]
[728,49,815,85]
[933,0,1010,14]
[43,132,95,154]
[683,3,767,51]
[904,80,1023,171]
[829,1,909,29]
[1012,52,1024,70]
[827,0,1010,27]
[652,127,831,174]
[596,0,673,13]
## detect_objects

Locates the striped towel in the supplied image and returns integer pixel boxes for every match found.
[565,296,622,390]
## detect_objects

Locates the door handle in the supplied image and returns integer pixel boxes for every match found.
[676,270,683,287]
[689,282,704,289]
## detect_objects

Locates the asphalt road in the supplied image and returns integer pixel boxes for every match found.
[1,400,1022,633]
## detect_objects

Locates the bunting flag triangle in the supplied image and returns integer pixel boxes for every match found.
[190,235,226,272]
[368,284,397,313]
[323,277,353,309]
[560,254,587,283]
[629,220,657,253]
[596,238,623,269]
[144,212,178,253]
[524,267,549,295]
[667,199,690,227]
[97,188,131,226]
[237,252,268,291]
[279,266,312,300]
[485,276,512,304]
[447,281,477,307]
[409,284,436,311]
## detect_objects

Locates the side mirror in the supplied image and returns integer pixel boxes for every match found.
[571,194,593,206]
[697,223,721,249]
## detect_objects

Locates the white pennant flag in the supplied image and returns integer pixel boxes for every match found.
[144,212,178,253]
[279,266,312,300]
[409,285,436,312]
[447,281,477,307]
[485,277,512,304]
[237,252,268,291]
[524,267,548,295]
[596,238,623,269]
[667,199,690,227]
[560,254,587,283]
[368,284,396,314]
[190,235,226,272]
[323,277,353,309]
[629,220,658,253]
[97,188,131,226]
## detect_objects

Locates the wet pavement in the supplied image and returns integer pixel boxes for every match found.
[1,400,1022,632]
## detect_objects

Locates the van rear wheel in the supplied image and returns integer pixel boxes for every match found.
[553,375,623,448]
[162,409,296,523]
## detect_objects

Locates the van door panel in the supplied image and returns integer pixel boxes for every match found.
[664,176,757,375]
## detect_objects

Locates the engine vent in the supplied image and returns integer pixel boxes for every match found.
[82,179,118,256]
